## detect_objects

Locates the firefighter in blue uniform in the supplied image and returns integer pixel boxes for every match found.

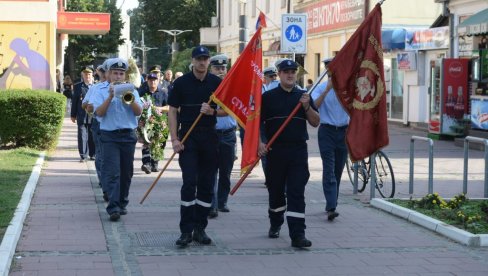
[259,59,320,248]
[168,46,223,247]
[71,65,95,161]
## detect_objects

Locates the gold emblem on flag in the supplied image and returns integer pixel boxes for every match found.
[352,35,384,111]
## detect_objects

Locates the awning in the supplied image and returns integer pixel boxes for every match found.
[458,8,488,36]
[382,29,406,51]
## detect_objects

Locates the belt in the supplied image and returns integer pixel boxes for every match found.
[106,128,134,133]
[320,123,348,130]
[180,125,215,132]
[215,127,236,134]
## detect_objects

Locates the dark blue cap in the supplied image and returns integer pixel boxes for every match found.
[147,73,159,80]
[192,46,210,58]
[149,65,161,72]
[81,66,94,73]
[276,59,298,71]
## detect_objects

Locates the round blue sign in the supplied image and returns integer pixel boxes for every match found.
[285,25,302,42]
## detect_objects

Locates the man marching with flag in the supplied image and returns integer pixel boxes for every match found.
[259,59,320,248]
[313,2,389,221]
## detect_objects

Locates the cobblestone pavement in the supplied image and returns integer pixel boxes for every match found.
[9,118,488,276]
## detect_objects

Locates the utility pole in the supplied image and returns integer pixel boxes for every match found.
[158,29,192,63]
[133,30,157,73]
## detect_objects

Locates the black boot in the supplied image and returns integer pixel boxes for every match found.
[291,236,312,248]
[268,226,281,238]
[175,233,192,247]
[193,228,212,245]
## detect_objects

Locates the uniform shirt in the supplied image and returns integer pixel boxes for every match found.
[262,79,279,92]
[71,81,92,125]
[83,81,108,123]
[311,81,350,127]
[261,85,317,144]
[138,83,167,107]
[91,82,143,131]
[168,72,221,128]
[216,115,237,130]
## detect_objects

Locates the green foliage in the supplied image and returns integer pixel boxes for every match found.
[64,0,125,77]
[0,147,39,239]
[0,90,65,150]
[393,193,488,234]
[129,0,216,70]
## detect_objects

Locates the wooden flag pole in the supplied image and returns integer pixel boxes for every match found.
[140,99,213,204]
[230,69,329,195]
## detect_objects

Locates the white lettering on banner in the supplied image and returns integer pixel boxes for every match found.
[251,60,264,80]
[300,0,365,34]
[231,97,249,117]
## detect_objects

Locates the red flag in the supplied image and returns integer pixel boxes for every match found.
[327,4,389,161]
[256,11,267,30]
[211,28,263,173]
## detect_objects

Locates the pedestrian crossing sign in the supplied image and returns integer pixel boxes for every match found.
[281,14,307,54]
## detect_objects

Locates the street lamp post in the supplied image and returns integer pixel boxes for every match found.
[133,30,158,74]
[158,29,192,63]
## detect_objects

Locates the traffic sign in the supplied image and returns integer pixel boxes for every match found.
[281,14,307,54]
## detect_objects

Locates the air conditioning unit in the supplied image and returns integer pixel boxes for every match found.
[211,17,218,27]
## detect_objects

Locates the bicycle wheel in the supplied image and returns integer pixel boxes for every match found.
[373,151,395,198]
[346,158,367,193]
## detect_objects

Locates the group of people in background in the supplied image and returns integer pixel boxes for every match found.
[59,46,350,250]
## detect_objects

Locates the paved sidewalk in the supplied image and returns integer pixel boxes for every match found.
[8,118,488,275]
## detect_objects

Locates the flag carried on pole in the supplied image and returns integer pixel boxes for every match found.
[326,3,389,161]
[256,11,267,30]
[210,28,264,173]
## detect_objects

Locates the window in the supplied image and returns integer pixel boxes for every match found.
[228,0,232,26]
[315,53,321,77]
[266,0,270,13]
[281,0,287,9]
[252,0,256,17]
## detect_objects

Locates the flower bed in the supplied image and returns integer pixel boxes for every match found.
[371,194,488,247]
[390,193,488,234]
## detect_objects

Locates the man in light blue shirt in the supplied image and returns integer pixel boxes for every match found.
[311,57,350,222]
[91,58,143,222]
[208,54,237,219]
[83,59,112,202]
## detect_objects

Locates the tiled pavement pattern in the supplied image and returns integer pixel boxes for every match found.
[8,118,488,275]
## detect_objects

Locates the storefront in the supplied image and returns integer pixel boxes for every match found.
[457,8,488,135]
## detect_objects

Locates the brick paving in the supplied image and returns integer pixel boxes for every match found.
[8,117,488,275]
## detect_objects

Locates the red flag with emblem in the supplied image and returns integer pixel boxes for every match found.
[211,28,263,173]
[327,4,389,161]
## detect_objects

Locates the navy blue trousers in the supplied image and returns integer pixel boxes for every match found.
[178,128,218,234]
[211,129,236,209]
[267,143,310,239]
[100,130,137,215]
[318,124,348,212]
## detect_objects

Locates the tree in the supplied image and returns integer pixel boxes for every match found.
[64,0,125,79]
[129,0,216,71]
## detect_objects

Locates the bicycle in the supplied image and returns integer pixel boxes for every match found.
[345,150,396,198]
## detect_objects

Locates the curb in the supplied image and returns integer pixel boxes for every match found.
[371,198,488,247]
[0,152,45,276]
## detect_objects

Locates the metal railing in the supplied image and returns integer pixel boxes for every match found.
[409,136,434,194]
[463,136,488,197]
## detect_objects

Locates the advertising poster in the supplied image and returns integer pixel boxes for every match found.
[471,97,488,130]
[441,58,469,134]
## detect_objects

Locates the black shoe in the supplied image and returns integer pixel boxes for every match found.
[120,208,128,215]
[79,158,86,163]
[291,236,312,248]
[175,233,193,247]
[193,229,212,245]
[327,211,339,221]
[89,156,95,160]
[109,212,120,221]
[141,164,151,174]
[103,192,109,202]
[208,209,218,219]
[268,226,280,239]
[151,165,159,172]
[218,206,229,213]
